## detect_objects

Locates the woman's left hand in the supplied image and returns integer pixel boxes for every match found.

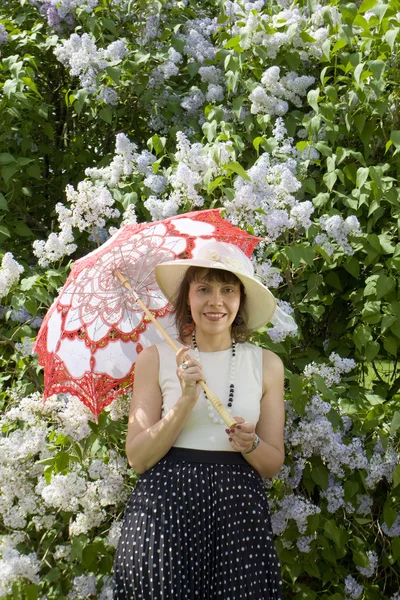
[226,416,256,453]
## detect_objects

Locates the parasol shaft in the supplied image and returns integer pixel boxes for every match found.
[114,270,237,429]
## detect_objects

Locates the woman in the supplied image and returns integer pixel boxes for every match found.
[114,241,285,600]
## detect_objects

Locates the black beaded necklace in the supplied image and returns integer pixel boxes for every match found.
[191,331,236,424]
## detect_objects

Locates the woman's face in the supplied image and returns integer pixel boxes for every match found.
[187,276,241,336]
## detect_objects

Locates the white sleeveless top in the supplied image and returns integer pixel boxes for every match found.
[155,341,263,451]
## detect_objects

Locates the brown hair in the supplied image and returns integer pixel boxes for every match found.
[172,267,251,343]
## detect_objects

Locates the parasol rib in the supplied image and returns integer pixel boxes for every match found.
[114,270,237,429]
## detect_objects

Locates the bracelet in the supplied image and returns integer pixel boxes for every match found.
[241,434,260,455]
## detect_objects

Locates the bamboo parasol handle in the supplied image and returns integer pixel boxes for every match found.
[115,270,237,429]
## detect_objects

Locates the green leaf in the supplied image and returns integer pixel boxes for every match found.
[353,324,372,349]
[202,120,217,143]
[2,163,18,183]
[0,153,16,164]
[224,36,241,49]
[0,193,8,211]
[384,336,398,356]
[45,568,61,583]
[307,88,320,113]
[365,340,380,361]
[72,89,89,115]
[324,520,343,547]
[376,274,395,299]
[390,131,400,149]
[356,167,369,188]
[286,246,316,268]
[289,373,306,415]
[390,412,400,437]
[223,161,249,180]
[369,60,385,81]
[392,537,400,561]
[103,17,117,34]
[105,66,121,84]
[20,276,39,291]
[323,171,337,191]
[385,28,399,51]
[344,256,360,279]
[311,465,329,490]
[383,504,398,529]
[358,0,377,12]
[0,224,11,237]
[99,106,113,124]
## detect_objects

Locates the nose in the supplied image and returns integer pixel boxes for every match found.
[208,290,224,306]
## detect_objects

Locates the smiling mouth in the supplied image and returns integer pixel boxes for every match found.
[203,313,226,320]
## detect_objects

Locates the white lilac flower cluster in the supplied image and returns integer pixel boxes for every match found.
[270,493,321,535]
[155,47,183,81]
[181,17,219,63]
[287,394,368,479]
[69,574,97,599]
[251,256,283,289]
[356,550,378,578]
[30,0,98,29]
[249,66,316,117]
[0,253,24,299]
[0,548,41,597]
[224,118,314,240]
[365,439,398,489]
[199,65,225,103]
[145,131,234,220]
[296,534,315,553]
[99,575,114,600]
[320,480,354,514]
[344,575,363,600]
[224,2,335,62]
[0,23,8,44]
[54,33,128,96]
[303,352,356,387]
[15,337,36,357]
[382,513,400,538]
[314,214,361,256]
[0,392,128,543]
[33,180,120,266]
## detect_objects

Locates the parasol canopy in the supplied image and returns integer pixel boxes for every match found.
[34,209,262,418]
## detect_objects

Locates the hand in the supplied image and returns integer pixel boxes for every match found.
[226,416,257,453]
[176,346,205,403]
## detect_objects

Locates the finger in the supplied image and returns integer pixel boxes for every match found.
[233,419,254,433]
[229,437,247,452]
[233,416,245,424]
[176,346,190,364]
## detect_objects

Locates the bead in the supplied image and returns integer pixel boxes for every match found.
[192,331,236,426]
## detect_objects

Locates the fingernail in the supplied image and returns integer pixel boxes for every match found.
[228,437,232,442]
[225,429,230,434]
[230,428,235,433]
[237,425,242,429]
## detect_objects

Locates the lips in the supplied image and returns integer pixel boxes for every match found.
[203,313,226,321]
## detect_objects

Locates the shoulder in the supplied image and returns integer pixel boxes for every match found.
[261,348,284,390]
[261,348,284,370]
[135,345,160,373]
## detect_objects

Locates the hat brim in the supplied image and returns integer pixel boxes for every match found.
[154,259,276,331]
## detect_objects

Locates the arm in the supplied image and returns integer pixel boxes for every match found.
[229,349,285,478]
[125,345,203,474]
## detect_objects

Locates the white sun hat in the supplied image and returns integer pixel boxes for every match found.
[154,240,277,331]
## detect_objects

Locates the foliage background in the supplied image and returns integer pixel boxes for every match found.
[0,0,399,598]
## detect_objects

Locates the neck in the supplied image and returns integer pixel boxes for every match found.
[192,329,232,352]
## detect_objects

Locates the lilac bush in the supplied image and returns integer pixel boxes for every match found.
[0,0,399,597]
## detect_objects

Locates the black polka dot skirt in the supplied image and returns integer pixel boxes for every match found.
[114,448,282,600]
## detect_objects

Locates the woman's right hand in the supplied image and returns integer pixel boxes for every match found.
[176,346,205,403]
